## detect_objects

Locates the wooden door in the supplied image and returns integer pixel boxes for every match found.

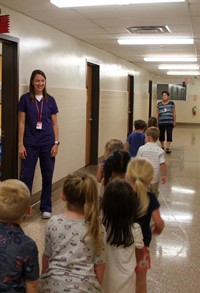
[1,35,19,180]
[85,62,100,165]
[127,75,134,136]
[85,64,92,165]
[148,80,153,118]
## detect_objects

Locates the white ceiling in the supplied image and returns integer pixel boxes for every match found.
[0,0,200,77]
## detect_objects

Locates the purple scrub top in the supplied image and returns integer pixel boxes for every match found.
[18,92,59,147]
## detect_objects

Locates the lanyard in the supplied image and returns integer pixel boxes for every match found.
[35,98,44,121]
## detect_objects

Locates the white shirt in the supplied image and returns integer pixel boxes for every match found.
[137,142,165,183]
[102,223,143,293]
[35,95,43,102]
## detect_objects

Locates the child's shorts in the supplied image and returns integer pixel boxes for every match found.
[135,245,151,272]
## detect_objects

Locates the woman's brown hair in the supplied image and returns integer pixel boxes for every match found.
[29,69,49,101]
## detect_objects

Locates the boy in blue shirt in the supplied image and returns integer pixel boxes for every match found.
[0,179,39,292]
[125,119,147,157]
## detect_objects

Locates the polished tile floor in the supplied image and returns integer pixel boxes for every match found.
[22,124,200,293]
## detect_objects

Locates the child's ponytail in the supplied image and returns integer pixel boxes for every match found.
[104,150,131,187]
[134,176,149,216]
[82,175,104,255]
[126,158,154,217]
[63,174,104,255]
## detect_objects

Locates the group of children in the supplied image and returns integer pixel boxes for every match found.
[0,116,166,293]
[125,117,167,197]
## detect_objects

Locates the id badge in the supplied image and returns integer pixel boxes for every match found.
[36,121,43,130]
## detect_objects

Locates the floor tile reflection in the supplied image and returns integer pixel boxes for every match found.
[148,125,200,293]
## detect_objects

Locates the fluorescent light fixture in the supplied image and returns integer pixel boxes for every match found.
[118,38,193,45]
[159,64,199,70]
[50,0,185,8]
[167,71,200,75]
[144,56,197,62]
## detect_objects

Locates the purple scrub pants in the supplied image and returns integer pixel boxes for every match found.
[20,145,55,213]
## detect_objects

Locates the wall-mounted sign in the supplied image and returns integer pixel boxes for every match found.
[183,77,190,83]
[0,15,10,33]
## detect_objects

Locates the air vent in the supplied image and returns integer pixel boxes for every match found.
[125,26,171,34]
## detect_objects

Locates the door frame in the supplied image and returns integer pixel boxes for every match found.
[0,34,19,180]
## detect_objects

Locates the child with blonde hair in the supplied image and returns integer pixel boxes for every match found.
[0,179,39,293]
[101,179,144,293]
[137,126,167,197]
[126,158,165,293]
[40,173,105,292]
[96,139,124,183]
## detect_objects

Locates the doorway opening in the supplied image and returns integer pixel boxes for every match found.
[0,35,19,180]
[127,74,134,136]
[148,80,153,118]
[85,62,100,165]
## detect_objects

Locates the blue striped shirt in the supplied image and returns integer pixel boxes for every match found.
[157,101,175,125]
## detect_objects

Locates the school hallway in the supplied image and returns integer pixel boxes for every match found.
[22,124,200,293]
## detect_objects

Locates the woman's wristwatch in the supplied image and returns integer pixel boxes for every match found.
[54,141,60,145]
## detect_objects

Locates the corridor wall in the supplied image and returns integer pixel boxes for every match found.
[3,4,196,196]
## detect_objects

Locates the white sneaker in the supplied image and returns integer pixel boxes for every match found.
[42,212,51,219]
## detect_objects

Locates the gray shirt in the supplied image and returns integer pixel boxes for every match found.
[40,215,105,292]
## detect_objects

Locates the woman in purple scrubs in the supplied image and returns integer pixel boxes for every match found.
[18,69,59,219]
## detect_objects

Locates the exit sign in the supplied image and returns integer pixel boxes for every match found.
[0,15,10,33]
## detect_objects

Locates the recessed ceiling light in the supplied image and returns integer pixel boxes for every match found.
[118,38,193,45]
[144,57,197,62]
[159,64,199,70]
[167,71,200,75]
[50,0,185,8]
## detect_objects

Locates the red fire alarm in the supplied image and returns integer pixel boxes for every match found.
[0,15,10,33]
